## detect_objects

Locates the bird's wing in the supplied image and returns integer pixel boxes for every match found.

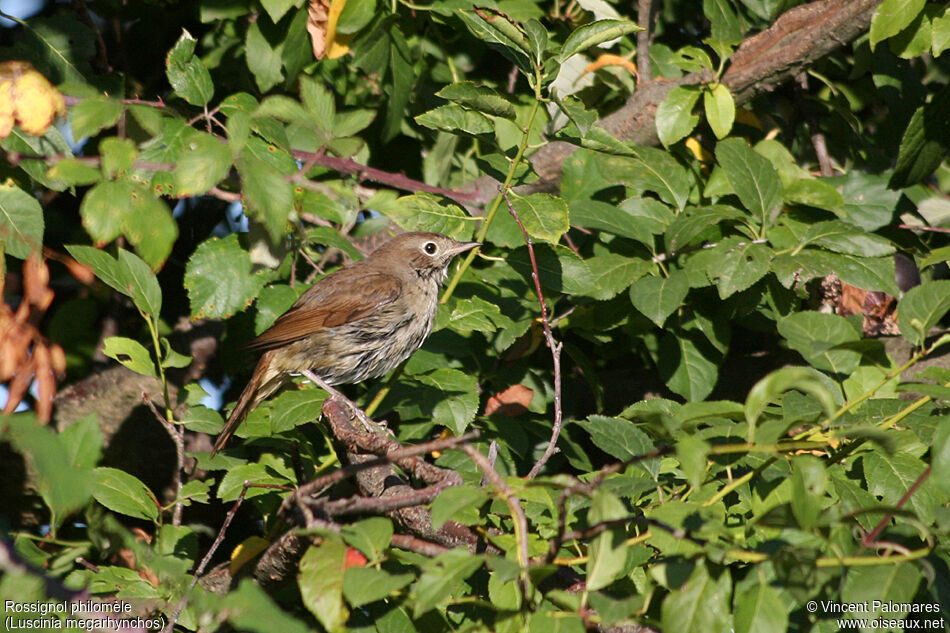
[246,271,403,351]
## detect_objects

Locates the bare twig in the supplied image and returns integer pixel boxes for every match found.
[501,190,564,479]
[636,0,656,83]
[462,444,531,598]
[861,466,931,548]
[391,533,451,557]
[898,224,950,234]
[143,393,184,526]
[291,150,480,205]
[546,447,672,562]
[797,73,834,176]
[164,481,274,633]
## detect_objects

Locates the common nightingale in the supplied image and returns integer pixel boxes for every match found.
[211,232,480,455]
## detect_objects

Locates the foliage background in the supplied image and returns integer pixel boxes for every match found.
[2,0,950,631]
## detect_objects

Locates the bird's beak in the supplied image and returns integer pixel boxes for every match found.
[450,241,481,256]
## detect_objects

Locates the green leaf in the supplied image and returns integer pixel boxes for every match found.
[841,564,923,623]
[630,147,691,211]
[0,182,44,258]
[790,454,826,530]
[656,86,701,147]
[173,131,232,196]
[269,389,328,433]
[586,489,629,591]
[100,137,138,178]
[122,187,177,269]
[457,8,532,73]
[446,296,514,333]
[79,180,130,245]
[558,19,643,62]
[704,83,735,139]
[343,567,415,607]
[225,579,312,633]
[800,220,894,257]
[783,178,845,212]
[299,539,349,633]
[341,517,394,561]
[415,104,495,136]
[734,582,787,633]
[716,138,783,226]
[677,435,710,490]
[587,252,653,300]
[508,243,598,297]
[184,234,268,319]
[166,30,214,106]
[664,205,743,253]
[414,369,479,434]
[932,421,950,497]
[661,562,732,633]
[411,549,483,617]
[260,0,297,22]
[430,486,489,530]
[890,82,950,188]
[712,241,771,298]
[117,249,163,316]
[510,193,570,244]
[897,280,950,346]
[380,193,473,240]
[93,467,159,522]
[777,312,862,375]
[578,415,659,477]
[46,158,102,186]
[864,452,939,525]
[744,367,837,432]
[101,337,156,377]
[570,198,672,245]
[5,416,95,527]
[217,463,290,500]
[869,0,927,49]
[657,330,720,401]
[629,270,689,328]
[69,97,123,140]
[829,172,900,231]
[436,82,515,119]
[237,155,295,242]
[59,413,103,471]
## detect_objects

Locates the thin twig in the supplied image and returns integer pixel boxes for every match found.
[898,224,950,234]
[636,0,656,83]
[164,481,275,632]
[143,393,184,526]
[501,190,564,479]
[391,533,451,557]
[861,466,931,548]
[291,150,480,205]
[462,444,531,599]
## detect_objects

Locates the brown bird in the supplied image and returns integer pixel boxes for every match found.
[211,231,480,456]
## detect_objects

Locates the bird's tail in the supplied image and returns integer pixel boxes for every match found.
[211,352,281,456]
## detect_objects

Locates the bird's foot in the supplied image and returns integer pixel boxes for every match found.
[300,369,386,434]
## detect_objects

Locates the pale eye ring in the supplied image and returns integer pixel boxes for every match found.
[424,242,438,255]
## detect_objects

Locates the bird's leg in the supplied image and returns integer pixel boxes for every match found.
[299,369,385,434]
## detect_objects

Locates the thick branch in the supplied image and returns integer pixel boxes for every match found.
[524,0,882,188]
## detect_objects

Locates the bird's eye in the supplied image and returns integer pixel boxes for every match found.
[423,242,438,255]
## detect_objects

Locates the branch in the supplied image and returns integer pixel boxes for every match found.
[501,190,564,479]
[291,150,481,205]
[520,0,883,189]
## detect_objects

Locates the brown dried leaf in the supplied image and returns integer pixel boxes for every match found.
[306,0,350,60]
[484,384,533,417]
